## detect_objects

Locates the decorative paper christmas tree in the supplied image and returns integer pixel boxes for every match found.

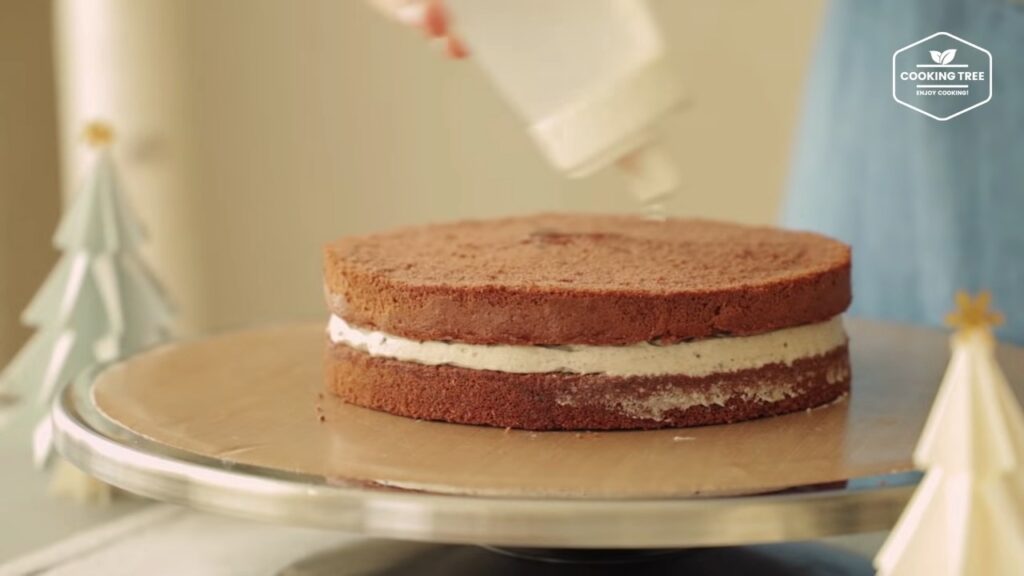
[875,292,1024,575]
[0,122,173,497]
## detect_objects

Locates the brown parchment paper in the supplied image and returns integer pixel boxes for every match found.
[91,319,1024,498]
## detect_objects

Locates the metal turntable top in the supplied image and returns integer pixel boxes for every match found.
[52,319,1024,548]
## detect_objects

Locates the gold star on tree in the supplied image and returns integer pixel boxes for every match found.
[83,121,114,148]
[945,291,1004,332]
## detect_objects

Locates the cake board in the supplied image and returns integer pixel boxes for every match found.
[51,319,1024,574]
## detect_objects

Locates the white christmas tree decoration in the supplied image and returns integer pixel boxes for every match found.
[0,121,174,499]
[875,292,1024,576]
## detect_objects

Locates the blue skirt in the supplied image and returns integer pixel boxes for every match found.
[782,0,1024,343]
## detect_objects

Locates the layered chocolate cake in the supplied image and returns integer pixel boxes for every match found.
[323,213,851,430]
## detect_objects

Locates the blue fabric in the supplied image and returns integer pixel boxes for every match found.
[782,0,1024,343]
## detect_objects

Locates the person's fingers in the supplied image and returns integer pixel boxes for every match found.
[423,2,468,58]
[367,0,467,59]
[423,0,448,38]
[446,36,469,59]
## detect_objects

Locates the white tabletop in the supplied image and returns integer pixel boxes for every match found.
[0,406,147,563]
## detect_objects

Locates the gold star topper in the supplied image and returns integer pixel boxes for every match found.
[945,291,1004,332]
[83,121,114,148]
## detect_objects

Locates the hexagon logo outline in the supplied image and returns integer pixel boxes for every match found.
[892,32,992,121]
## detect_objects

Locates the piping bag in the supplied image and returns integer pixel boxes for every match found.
[444,0,686,205]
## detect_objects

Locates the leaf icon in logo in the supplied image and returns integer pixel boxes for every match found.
[940,49,957,64]
[930,50,944,64]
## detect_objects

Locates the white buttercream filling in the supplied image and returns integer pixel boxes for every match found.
[328,314,847,378]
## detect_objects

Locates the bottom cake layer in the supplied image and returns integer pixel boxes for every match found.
[325,342,851,430]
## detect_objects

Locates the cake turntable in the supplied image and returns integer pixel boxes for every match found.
[51,319,1024,574]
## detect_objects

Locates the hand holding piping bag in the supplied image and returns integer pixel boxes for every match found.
[369,0,468,59]
[365,0,684,206]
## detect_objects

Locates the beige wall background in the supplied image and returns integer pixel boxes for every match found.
[2,0,824,358]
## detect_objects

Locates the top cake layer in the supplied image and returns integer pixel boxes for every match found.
[323,213,851,346]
